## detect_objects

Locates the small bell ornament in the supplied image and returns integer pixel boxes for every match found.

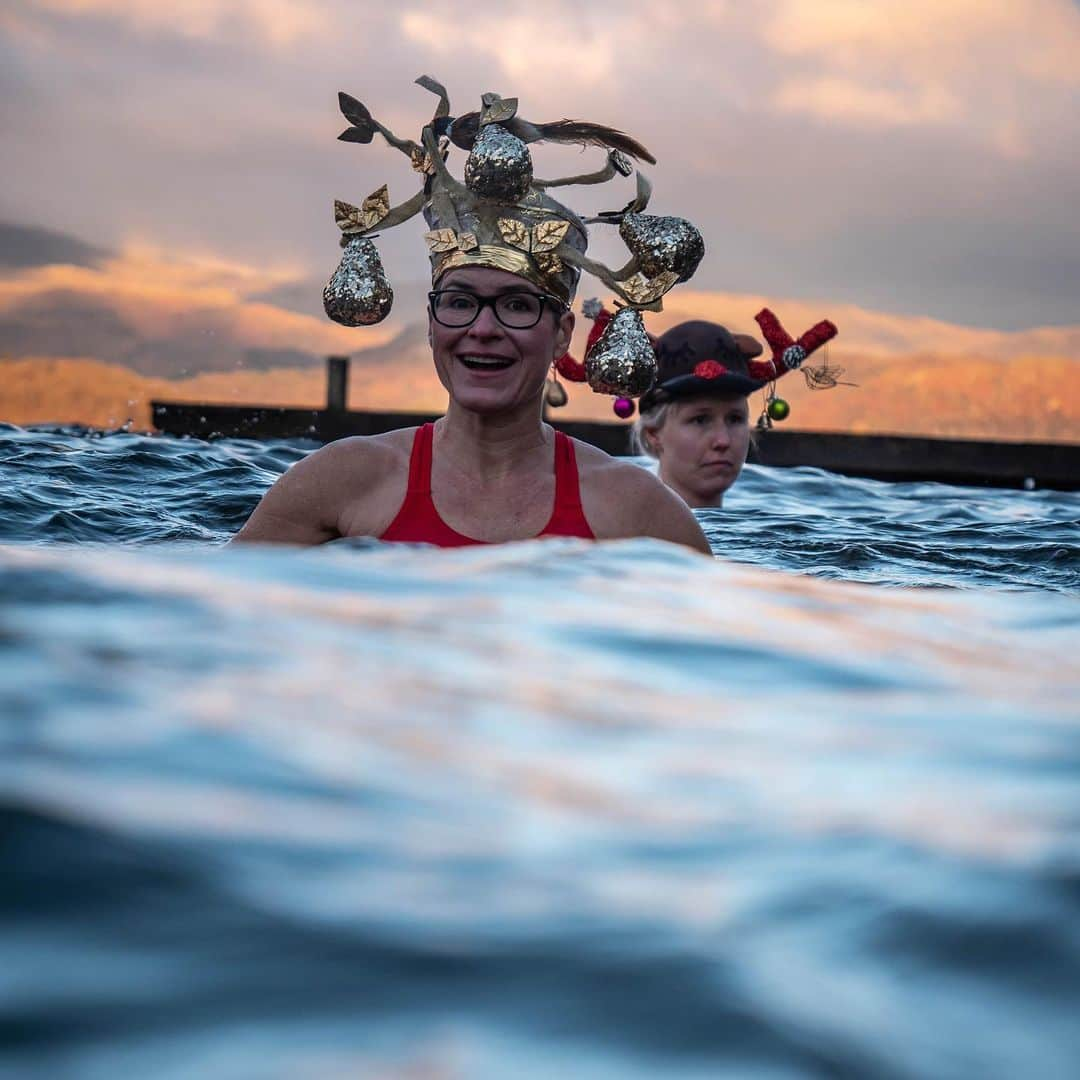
[585,306,656,398]
[464,124,533,202]
[323,237,394,326]
[544,378,568,408]
[619,213,705,282]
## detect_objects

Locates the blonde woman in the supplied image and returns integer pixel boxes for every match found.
[634,321,765,509]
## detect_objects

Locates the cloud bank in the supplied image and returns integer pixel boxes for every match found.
[1,0,1078,331]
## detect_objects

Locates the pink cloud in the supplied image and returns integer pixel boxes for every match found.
[763,0,1080,149]
[24,0,332,46]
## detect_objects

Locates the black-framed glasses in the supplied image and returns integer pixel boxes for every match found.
[428,289,565,330]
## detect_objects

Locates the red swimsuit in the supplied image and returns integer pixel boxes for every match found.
[380,423,595,546]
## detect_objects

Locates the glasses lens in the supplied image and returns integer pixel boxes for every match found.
[495,293,543,328]
[432,292,480,326]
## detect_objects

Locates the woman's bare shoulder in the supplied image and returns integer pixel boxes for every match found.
[573,439,711,554]
[574,438,648,481]
[575,443,671,507]
[232,428,418,545]
[311,427,416,481]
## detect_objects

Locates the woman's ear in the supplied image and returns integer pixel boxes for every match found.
[553,308,575,359]
[427,311,434,348]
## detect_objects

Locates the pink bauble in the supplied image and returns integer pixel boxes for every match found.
[613,397,636,419]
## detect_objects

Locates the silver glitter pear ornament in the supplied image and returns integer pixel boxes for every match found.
[585,307,657,397]
[323,237,394,326]
[619,213,705,282]
[464,123,533,202]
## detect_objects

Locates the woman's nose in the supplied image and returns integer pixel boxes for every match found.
[711,425,731,448]
[466,304,503,337]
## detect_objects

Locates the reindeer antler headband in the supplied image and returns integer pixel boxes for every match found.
[323,76,706,401]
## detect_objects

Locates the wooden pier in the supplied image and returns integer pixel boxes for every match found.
[150,356,1080,491]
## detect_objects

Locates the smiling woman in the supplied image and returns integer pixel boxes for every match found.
[232,76,711,552]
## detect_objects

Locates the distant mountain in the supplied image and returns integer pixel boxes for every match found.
[2,351,1076,443]
[766,352,1079,442]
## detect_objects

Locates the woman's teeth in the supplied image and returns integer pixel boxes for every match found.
[460,355,514,371]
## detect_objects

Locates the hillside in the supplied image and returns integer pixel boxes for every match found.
[2,351,1076,443]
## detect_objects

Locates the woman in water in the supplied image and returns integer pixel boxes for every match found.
[235,264,709,550]
[233,77,711,553]
[633,321,765,508]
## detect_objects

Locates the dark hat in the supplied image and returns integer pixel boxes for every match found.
[639,320,766,412]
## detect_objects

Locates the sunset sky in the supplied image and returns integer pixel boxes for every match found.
[1,0,1078,434]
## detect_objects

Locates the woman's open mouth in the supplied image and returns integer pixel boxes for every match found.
[458,354,515,373]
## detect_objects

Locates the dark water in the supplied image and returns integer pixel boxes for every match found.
[1,424,1076,592]
[2,424,1079,1078]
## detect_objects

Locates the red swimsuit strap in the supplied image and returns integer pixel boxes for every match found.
[552,431,582,509]
[542,432,594,539]
[406,422,434,495]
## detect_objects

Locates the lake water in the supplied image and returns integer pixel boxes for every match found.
[2,423,1079,1078]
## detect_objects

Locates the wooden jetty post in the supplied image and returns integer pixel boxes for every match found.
[326,355,350,412]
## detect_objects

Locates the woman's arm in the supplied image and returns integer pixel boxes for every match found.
[230,443,352,545]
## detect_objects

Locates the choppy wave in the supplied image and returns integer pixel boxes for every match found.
[2,424,1077,592]
[2,424,1079,1077]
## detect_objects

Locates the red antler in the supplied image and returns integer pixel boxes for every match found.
[553,303,614,383]
[554,353,588,382]
[749,308,838,382]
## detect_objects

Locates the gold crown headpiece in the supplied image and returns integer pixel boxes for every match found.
[323,75,706,400]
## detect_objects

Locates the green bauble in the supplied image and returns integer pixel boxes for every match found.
[767,397,790,421]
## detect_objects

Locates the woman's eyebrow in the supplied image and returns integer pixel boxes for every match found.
[443,284,543,296]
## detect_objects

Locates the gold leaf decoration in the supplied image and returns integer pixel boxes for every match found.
[535,253,564,276]
[458,231,479,252]
[360,185,391,227]
[335,187,391,233]
[532,219,570,253]
[410,147,435,175]
[481,96,518,125]
[498,218,530,251]
[334,199,366,233]
[423,228,460,254]
[409,136,448,175]
[621,270,679,305]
